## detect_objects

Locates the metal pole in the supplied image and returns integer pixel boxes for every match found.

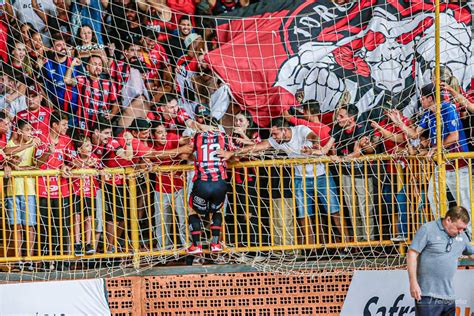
[434,0,447,217]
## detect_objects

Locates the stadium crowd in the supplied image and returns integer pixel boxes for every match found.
[0,0,472,270]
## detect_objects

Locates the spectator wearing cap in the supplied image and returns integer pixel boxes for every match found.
[64,56,119,135]
[175,33,203,109]
[392,83,471,225]
[40,33,79,121]
[16,88,52,138]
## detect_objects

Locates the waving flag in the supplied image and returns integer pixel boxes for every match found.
[205,0,472,126]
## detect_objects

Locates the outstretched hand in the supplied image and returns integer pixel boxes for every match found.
[217,149,234,161]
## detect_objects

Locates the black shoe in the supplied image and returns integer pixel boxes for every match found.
[85,244,95,255]
[74,243,84,257]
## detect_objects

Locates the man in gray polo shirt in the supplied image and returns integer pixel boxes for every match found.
[407,205,474,316]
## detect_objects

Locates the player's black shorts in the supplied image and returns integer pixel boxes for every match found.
[189,179,228,215]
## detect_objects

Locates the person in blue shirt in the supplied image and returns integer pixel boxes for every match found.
[390,83,471,230]
[70,0,107,45]
[40,34,79,126]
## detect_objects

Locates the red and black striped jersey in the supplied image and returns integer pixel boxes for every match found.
[109,60,131,96]
[76,76,117,134]
[193,129,234,182]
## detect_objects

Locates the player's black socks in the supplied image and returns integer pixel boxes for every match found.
[189,214,202,246]
[210,212,222,244]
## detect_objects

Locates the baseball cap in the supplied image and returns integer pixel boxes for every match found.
[420,83,435,98]
[184,33,202,49]
[128,117,152,131]
[195,103,211,117]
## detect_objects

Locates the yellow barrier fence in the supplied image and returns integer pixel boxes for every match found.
[0,156,472,266]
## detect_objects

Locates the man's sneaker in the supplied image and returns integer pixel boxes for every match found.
[74,243,84,257]
[391,235,407,242]
[187,244,203,255]
[85,244,95,255]
[210,243,224,253]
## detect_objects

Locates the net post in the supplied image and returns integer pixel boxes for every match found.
[434,0,447,217]
[128,174,140,269]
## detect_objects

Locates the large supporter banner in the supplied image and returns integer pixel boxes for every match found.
[206,0,472,126]
[0,278,110,315]
[341,270,474,316]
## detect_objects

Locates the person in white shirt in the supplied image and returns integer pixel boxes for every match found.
[0,74,27,119]
[11,0,57,45]
[219,117,348,249]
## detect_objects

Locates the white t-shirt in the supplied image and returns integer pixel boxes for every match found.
[13,0,56,42]
[268,125,325,177]
[0,94,27,118]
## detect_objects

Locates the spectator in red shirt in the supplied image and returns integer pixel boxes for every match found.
[71,134,102,257]
[34,111,74,271]
[90,119,128,250]
[152,121,187,250]
[125,117,192,250]
[64,56,120,135]
[148,93,215,136]
[100,126,134,254]
[0,111,13,169]
[16,88,52,138]
[282,100,331,147]
[140,29,172,94]
[371,108,410,241]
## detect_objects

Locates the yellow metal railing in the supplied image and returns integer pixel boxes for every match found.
[0,156,472,267]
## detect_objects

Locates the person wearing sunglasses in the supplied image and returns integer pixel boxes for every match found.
[407,205,474,316]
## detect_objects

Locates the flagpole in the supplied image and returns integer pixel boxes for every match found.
[434,0,447,217]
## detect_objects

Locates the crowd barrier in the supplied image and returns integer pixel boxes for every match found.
[0,155,472,266]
